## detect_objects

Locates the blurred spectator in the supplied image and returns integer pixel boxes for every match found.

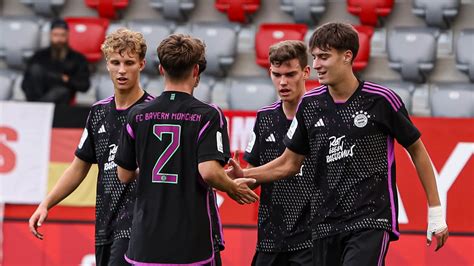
[21,18,90,104]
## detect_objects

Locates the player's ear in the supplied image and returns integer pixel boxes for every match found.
[158,64,164,76]
[303,65,310,80]
[139,59,146,71]
[344,50,353,64]
[193,64,199,78]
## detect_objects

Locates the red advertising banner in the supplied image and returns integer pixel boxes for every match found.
[395,118,474,232]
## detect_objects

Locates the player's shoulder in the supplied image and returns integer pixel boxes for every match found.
[191,98,222,116]
[191,99,226,127]
[131,92,156,112]
[257,100,281,113]
[142,91,156,103]
[129,97,155,116]
[296,85,328,110]
[302,84,328,101]
[360,81,404,112]
[256,100,282,117]
[90,95,114,113]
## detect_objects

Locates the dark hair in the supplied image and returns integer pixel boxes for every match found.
[269,40,308,68]
[309,22,359,62]
[50,18,69,31]
[157,34,206,81]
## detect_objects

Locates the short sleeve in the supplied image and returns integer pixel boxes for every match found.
[382,95,421,148]
[243,113,261,166]
[75,111,97,163]
[115,111,138,171]
[283,100,310,155]
[197,108,230,166]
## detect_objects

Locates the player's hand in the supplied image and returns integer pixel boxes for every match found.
[29,205,48,240]
[228,178,259,204]
[226,151,243,180]
[427,206,449,251]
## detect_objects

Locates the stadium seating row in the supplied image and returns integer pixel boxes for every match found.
[1,69,472,118]
[18,0,461,29]
[1,16,473,82]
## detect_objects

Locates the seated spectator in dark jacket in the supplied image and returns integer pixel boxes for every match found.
[22,18,90,104]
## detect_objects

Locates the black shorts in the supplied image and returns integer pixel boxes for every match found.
[95,238,130,266]
[312,229,390,266]
[251,248,312,266]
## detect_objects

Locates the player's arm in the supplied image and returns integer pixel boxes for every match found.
[115,113,139,184]
[226,151,259,190]
[245,163,260,190]
[117,166,136,183]
[229,148,304,184]
[406,138,448,251]
[199,160,259,204]
[29,156,92,240]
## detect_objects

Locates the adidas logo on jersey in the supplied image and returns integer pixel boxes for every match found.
[265,133,276,142]
[98,125,106,133]
[314,118,325,127]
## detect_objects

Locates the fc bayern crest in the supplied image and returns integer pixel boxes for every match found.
[352,110,371,128]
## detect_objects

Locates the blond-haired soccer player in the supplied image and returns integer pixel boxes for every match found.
[29,28,153,266]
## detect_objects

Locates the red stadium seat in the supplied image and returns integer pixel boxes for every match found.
[85,0,129,19]
[347,0,394,27]
[255,23,308,68]
[305,79,321,91]
[353,25,374,72]
[64,17,109,63]
[215,0,260,23]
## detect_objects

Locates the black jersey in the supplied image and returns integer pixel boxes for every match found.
[209,188,225,252]
[284,81,420,241]
[115,91,230,264]
[75,92,154,246]
[244,101,313,252]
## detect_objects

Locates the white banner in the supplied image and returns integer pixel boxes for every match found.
[0,101,54,203]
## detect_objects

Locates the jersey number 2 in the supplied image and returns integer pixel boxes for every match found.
[152,124,181,184]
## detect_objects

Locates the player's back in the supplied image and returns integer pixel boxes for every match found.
[123,91,227,264]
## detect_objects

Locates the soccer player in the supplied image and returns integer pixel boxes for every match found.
[29,28,153,266]
[230,22,449,265]
[114,33,259,265]
[244,40,313,266]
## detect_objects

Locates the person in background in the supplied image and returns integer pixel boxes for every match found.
[22,18,90,104]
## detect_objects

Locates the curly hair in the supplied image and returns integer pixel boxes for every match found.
[101,28,147,60]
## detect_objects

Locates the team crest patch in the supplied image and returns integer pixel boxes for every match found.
[352,110,371,128]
